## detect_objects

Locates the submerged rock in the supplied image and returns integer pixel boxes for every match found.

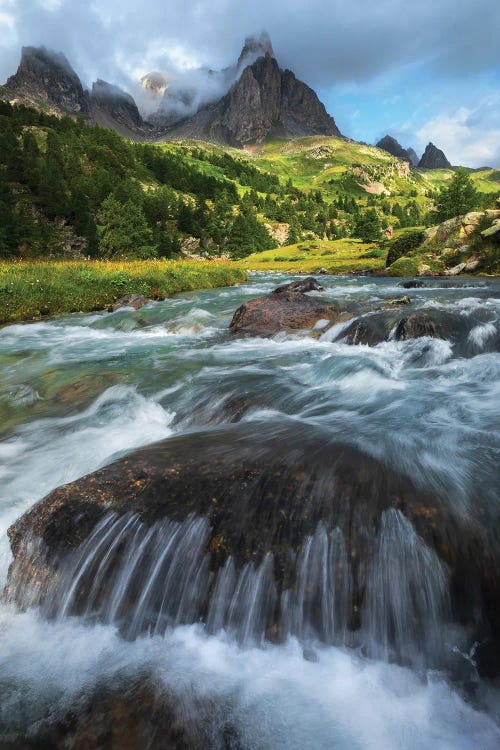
[5,422,500,675]
[341,317,389,346]
[108,294,150,312]
[273,276,323,294]
[23,673,240,750]
[230,279,339,336]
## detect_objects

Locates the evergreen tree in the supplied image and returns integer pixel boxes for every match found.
[38,133,68,218]
[21,131,40,190]
[354,210,382,242]
[435,168,478,222]
[0,173,18,255]
[97,195,155,257]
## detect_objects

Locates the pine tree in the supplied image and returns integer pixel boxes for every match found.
[354,210,382,242]
[38,133,68,218]
[435,168,478,221]
[97,195,155,257]
[0,172,18,255]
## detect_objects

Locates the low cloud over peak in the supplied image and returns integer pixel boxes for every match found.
[1,0,499,166]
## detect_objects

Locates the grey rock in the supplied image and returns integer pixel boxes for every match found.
[418,142,451,169]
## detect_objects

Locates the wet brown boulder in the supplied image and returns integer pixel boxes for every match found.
[5,422,500,675]
[108,294,150,312]
[230,279,339,336]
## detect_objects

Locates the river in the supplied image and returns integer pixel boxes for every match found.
[0,273,499,748]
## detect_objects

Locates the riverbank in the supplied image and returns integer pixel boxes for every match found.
[0,260,247,324]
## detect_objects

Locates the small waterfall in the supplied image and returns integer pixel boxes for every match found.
[11,507,454,667]
[281,524,351,644]
[25,514,353,648]
[362,508,450,667]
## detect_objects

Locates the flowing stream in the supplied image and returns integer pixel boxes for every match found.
[0,273,499,748]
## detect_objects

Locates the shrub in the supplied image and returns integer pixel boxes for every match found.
[386,255,420,276]
[385,230,424,267]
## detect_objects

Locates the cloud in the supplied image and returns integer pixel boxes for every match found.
[2,0,499,88]
[416,99,500,168]
[0,0,498,166]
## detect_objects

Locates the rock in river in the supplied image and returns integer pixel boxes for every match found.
[5,421,500,677]
[230,277,340,336]
[108,294,150,312]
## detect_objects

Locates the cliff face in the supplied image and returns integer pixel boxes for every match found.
[90,80,144,131]
[5,46,90,115]
[167,53,341,146]
[418,142,451,169]
[406,148,419,168]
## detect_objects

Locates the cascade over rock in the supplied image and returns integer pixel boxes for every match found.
[5,421,500,675]
[229,277,340,336]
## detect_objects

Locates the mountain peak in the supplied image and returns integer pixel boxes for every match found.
[376,135,411,163]
[90,79,144,131]
[6,45,89,115]
[418,142,451,169]
[238,32,275,66]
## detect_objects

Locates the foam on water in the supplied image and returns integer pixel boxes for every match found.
[0,611,498,750]
[0,385,174,584]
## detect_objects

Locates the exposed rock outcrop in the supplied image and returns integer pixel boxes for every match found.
[418,142,451,169]
[90,79,145,132]
[164,50,341,147]
[395,314,440,340]
[5,46,90,115]
[229,278,340,335]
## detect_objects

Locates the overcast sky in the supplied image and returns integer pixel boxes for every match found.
[1,0,499,166]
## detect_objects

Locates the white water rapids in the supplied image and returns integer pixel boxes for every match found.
[0,273,499,748]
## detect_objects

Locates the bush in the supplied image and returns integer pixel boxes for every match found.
[385,230,424,267]
[386,255,420,276]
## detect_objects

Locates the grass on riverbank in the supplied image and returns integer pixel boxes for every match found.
[237,238,387,273]
[0,260,247,324]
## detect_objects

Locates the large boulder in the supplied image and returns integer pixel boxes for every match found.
[5,422,500,675]
[230,279,340,336]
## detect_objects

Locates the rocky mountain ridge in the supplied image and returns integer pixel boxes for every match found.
[1,42,456,162]
[2,39,340,147]
[375,134,422,167]
[165,52,341,146]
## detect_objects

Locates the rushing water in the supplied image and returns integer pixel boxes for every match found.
[0,273,499,748]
